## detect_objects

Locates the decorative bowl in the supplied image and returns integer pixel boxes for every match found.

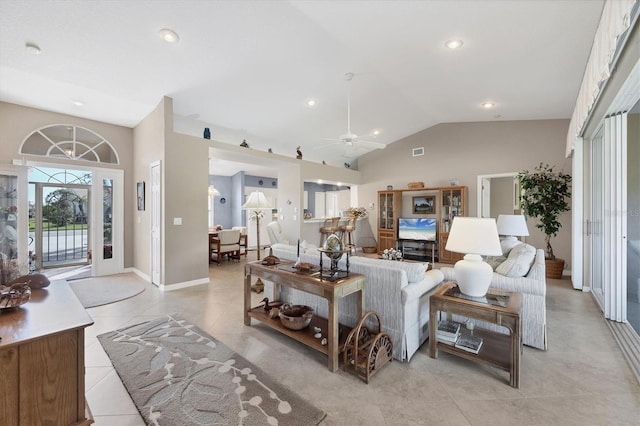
[279,303,314,330]
[0,282,31,309]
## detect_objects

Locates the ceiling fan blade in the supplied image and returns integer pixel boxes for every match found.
[356,139,386,149]
[312,141,342,150]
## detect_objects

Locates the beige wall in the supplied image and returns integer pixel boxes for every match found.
[132,99,166,280]
[357,119,573,267]
[134,98,210,287]
[165,129,209,285]
[0,101,135,267]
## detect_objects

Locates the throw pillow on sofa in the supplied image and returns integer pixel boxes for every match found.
[495,243,536,278]
[485,255,507,271]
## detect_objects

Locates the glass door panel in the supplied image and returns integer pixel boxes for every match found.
[590,126,605,309]
[627,103,640,333]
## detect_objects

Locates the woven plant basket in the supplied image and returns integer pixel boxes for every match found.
[545,258,565,279]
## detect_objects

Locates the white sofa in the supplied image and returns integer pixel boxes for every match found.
[440,246,547,350]
[265,243,444,361]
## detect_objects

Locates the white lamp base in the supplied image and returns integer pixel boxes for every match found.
[500,236,520,254]
[454,254,494,297]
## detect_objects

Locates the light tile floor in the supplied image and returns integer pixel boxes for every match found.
[85,253,640,425]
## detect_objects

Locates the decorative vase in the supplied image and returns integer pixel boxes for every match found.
[203,128,211,139]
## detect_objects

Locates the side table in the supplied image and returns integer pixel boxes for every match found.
[428,281,522,388]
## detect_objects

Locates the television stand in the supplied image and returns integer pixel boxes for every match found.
[398,239,437,262]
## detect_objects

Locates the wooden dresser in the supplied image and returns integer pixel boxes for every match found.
[0,280,94,426]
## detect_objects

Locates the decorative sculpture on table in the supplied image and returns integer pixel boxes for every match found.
[319,233,350,280]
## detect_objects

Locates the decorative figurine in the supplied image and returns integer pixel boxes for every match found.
[344,162,352,168]
[240,139,250,148]
[322,160,327,165]
[296,146,303,159]
[260,297,283,312]
[251,277,264,293]
[268,148,273,153]
[203,127,211,139]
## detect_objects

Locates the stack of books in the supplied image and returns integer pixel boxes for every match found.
[454,334,483,354]
[437,320,460,344]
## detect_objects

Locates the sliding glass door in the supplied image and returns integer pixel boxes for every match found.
[627,101,640,334]
[588,127,605,309]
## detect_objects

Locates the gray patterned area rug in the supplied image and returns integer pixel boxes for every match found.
[98,314,326,426]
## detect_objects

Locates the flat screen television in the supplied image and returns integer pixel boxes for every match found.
[398,218,437,241]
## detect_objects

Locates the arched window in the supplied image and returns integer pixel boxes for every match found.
[20,125,119,164]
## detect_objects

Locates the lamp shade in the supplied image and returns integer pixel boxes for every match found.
[445,217,502,256]
[496,214,529,237]
[241,191,272,210]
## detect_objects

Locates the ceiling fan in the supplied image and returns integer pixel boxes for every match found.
[316,72,386,153]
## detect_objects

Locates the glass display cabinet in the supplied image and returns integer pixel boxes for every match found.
[0,165,28,278]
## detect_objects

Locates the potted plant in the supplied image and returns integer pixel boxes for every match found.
[517,163,572,279]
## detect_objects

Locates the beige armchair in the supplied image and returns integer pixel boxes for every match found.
[210,229,241,265]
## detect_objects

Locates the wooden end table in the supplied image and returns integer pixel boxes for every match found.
[428,281,522,388]
[244,261,365,372]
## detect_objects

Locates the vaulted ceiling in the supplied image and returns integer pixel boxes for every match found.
[0,0,604,168]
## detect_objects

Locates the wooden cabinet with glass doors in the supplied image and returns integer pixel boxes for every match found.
[377,191,401,253]
[438,186,468,263]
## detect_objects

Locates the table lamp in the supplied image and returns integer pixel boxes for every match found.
[241,191,272,260]
[496,214,529,253]
[445,217,502,297]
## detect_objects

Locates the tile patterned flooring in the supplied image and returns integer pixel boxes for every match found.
[84,253,640,425]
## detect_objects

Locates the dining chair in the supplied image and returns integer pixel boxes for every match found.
[210,229,241,265]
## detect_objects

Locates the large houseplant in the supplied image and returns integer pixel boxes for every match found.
[517,163,571,279]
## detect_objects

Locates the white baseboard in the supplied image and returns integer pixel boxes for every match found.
[129,267,151,283]
[159,277,210,292]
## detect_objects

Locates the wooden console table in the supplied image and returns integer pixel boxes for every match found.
[0,280,94,426]
[429,281,521,388]
[244,261,365,372]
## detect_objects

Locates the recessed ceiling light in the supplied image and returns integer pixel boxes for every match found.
[71,100,84,107]
[25,43,41,54]
[371,129,381,136]
[481,102,495,109]
[445,39,464,49]
[159,28,179,43]
[306,98,318,107]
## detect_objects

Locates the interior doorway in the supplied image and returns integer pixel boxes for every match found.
[477,172,520,219]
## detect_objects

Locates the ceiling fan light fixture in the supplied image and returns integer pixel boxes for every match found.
[306,98,318,107]
[445,39,464,49]
[159,28,180,43]
[481,102,495,109]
